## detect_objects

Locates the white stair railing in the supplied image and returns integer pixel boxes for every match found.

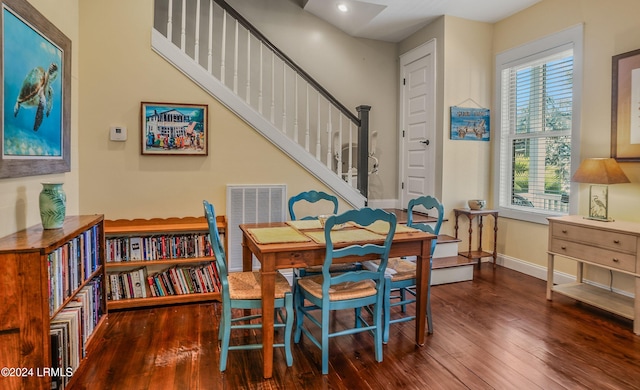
[152,0,370,202]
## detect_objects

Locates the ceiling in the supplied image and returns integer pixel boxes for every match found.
[302,0,541,42]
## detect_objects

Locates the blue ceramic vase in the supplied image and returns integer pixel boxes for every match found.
[39,183,66,229]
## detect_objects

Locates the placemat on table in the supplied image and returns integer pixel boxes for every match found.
[285,220,322,230]
[248,226,311,244]
[361,220,422,235]
[304,228,386,244]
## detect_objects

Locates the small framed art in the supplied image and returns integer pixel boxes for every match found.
[141,102,208,156]
[450,106,490,141]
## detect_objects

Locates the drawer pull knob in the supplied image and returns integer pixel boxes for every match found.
[561,246,567,250]
[613,258,620,262]
[613,240,620,244]
[562,230,568,234]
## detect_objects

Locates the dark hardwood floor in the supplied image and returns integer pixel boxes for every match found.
[69,264,640,389]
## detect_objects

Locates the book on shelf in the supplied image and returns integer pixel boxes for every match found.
[129,237,142,260]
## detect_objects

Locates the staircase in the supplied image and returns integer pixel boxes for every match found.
[151,0,369,208]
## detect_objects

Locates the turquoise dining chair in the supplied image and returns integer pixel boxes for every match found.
[203,200,294,372]
[381,195,443,342]
[294,208,397,374]
[288,190,339,221]
[288,190,356,281]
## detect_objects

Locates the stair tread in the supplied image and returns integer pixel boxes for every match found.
[432,255,477,269]
[436,234,460,244]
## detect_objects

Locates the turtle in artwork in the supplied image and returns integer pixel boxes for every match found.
[14,62,58,131]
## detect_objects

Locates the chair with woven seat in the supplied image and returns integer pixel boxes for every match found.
[288,190,339,221]
[203,200,294,372]
[288,190,358,276]
[379,195,444,343]
[293,208,396,374]
[364,196,443,341]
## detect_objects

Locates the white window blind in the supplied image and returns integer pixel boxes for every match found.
[495,25,583,224]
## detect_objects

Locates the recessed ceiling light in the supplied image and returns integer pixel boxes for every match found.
[337,4,348,13]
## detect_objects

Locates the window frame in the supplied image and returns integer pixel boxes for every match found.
[493,24,583,225]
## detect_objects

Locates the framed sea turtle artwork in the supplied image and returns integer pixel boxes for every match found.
[0,0,71,178]
[141,102,208,156]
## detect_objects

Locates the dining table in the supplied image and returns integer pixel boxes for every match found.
[239,217,436,378]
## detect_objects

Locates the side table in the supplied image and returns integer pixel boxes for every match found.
[453,208,499,267]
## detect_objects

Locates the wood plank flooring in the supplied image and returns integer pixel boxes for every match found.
[69,264,640,389]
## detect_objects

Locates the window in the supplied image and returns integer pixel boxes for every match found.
[494,25,583,224]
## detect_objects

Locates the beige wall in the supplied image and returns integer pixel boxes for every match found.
[0,0,80,238]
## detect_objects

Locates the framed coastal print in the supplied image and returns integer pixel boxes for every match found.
[611,48,640,161]
[450,106,490,141]
[0,0,71,178]
[141,102,208,156]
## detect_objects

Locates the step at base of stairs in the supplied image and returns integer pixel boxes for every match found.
[431,255,475,286]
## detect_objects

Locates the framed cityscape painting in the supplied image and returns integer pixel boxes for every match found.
[141,102,208,156]
[0,0,71,178]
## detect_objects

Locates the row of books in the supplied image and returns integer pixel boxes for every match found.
[105,233,213,262]
[50,277,104,390]
[48,226,101,316]
[107,262,221,300]
[108,267,148,300]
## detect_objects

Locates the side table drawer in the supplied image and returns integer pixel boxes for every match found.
[552,222,637,253]
[550,239,636,273]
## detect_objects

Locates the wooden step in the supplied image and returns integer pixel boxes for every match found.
[433,234,460,258]
[431,255,475,285]
[432,255,476,269]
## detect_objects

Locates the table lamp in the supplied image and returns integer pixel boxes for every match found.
[571,158,629,221]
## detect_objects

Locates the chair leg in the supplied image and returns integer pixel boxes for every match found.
[219,305,232,372]
[294,287,304,343]
[321,308,330,375]
[284,293,294,366]
[383,279,391,344]
[399,287,407,313]
[373,295,383,363]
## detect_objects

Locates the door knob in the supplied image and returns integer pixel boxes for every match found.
[420,140,430,145]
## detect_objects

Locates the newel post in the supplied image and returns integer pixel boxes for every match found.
[356,105,371,200]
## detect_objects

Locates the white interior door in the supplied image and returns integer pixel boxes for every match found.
[400,40,436,208]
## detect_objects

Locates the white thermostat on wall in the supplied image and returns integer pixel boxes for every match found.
[110,126,127,141]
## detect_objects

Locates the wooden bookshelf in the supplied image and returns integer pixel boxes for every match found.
[103,216,226,310]
[0,215,108,390]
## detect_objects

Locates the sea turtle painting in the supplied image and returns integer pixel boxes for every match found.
[13,62,58,131]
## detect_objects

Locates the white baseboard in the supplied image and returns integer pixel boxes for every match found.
[496,254,634,298]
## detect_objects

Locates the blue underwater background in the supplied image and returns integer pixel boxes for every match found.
[3,7,63,158]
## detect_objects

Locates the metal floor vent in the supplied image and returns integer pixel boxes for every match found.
[226,184,286,271]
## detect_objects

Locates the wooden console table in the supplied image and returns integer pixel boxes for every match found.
[547,215,640,335]
[454,208,499,267]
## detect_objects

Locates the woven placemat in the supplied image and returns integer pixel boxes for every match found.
[248,226,311,244]
[304,228,386,244]
[360,220,421,235]
[285,220,322,230]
